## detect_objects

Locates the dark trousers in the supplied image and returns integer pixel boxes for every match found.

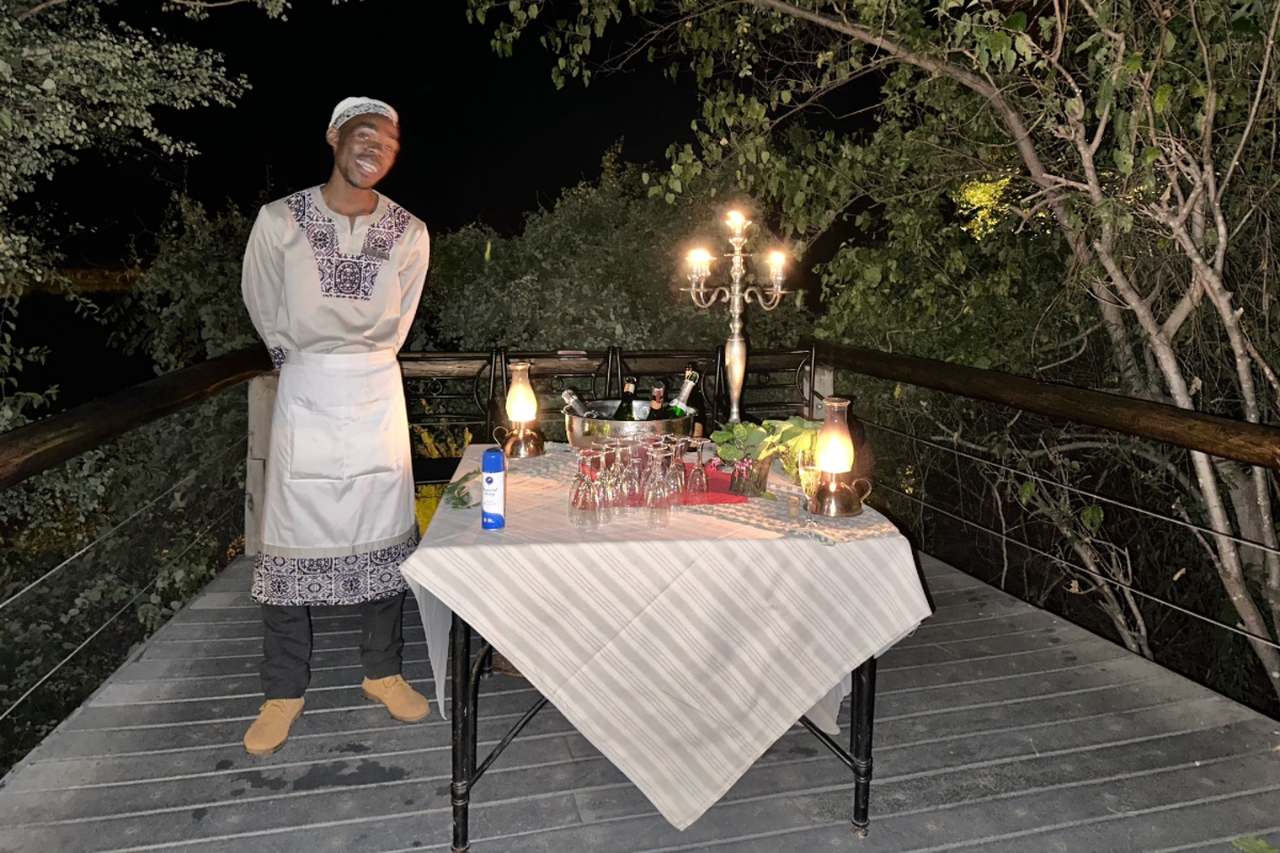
[261,592,407,699]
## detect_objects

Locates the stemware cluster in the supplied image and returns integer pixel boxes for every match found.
[569,435,711,529]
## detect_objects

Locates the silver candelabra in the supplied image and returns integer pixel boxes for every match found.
[685,210,789,424]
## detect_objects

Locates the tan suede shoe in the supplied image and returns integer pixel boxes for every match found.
[362,675,431,722]
[243,697,305,756]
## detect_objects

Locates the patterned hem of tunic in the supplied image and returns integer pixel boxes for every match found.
[251,527,418,606]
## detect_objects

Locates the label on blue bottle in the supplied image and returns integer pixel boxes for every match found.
[481,448,506,529]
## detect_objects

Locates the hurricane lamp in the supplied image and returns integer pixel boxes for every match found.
[809,397,872,517]
[502,361,544,458]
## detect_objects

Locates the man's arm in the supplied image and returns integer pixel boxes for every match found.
[394,220,431,352]
[241,206,288,367]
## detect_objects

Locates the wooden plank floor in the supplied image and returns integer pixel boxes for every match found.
[2,554,1278,852]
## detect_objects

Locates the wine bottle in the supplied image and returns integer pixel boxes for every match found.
[561,388,591,417]
[668,366,700,416]
[613,376,638,420]
[646,382,667,421]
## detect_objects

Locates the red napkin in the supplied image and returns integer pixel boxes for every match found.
[686,462,749,505]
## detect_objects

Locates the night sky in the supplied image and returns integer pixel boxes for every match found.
[64,3,696,260]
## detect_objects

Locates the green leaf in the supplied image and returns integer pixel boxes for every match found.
[1112,148,1134,175]
[718,444,744,462]
[1018,480,1036,506]
[1153,83,1173,114]
[1232,838,1280,853]
[1005,11,1027,31]
[1096,78,1114,118]
[1081,504,1104,534]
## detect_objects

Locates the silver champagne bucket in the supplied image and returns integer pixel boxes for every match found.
[564,400,697,448]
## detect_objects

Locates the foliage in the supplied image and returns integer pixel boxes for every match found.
[469,0,1280,711]
[413,148,812,353]
[440,469,482,509]
[112,196,260,371]
[0,0,282,427]
[711,416,818,474]
[711,421,773,463]
[762,415,820,480]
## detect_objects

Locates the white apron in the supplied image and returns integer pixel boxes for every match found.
[252,349,417,607]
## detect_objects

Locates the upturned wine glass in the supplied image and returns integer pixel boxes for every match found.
[685,437,709,502]
[569,449,601,529]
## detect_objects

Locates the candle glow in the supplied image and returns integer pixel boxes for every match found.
[767,250,786,278]
[505,363,539,424]
[687,247,713,277]
[815,398,855,474]
[725,210,747,236]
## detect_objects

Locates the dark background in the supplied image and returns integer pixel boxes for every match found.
[66,2,697,260]
[21,3,698,406]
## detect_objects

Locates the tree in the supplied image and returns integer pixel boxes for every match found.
[468,0,1280,706]
[0,0,301,430]
[415,149,810,353]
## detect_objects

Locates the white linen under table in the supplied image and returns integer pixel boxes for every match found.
[399,443,932,830]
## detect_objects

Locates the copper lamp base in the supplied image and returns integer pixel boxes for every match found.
[502,424,545,459]
[808,471,864,517]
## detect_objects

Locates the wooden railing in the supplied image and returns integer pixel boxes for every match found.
[0,348,270,491]
[814,342,1280,470]
[4,341,1280,496]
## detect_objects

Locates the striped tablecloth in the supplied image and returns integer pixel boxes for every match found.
[400,443,932,830]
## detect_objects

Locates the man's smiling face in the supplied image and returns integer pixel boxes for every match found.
[328,114,400,190]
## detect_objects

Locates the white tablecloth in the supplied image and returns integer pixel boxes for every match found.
[400,444,931,830]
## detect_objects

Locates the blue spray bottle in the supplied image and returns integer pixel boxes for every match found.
[481,448,506,530]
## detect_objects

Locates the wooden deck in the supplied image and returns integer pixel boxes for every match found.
[1,554,1278,852]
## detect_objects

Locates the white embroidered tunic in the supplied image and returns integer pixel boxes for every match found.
[242,186,430,606]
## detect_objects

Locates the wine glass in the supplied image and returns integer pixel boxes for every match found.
[644,449,673,527]
[664,438,687,501]
[569,449,601,529]
[620,441,644,510]
[797,448,821,502]
[685,437,709,503]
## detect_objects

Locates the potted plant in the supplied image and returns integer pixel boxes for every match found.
[710,422,775,495]
[710,417,822,496]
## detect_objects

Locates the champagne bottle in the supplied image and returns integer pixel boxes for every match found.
[612,376,638,420]
[561,388,591,417]
[668,366,700,417]
[646,382,667,421]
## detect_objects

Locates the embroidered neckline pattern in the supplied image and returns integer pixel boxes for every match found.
[285,190,411,301]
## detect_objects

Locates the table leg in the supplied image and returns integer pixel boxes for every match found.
[450,614,475,853]
[850,657,878,837]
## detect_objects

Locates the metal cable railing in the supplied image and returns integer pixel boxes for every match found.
[0,435,247,616]
[855,417,1280,652]
[860,417,1280,558]
[0,502,240,723]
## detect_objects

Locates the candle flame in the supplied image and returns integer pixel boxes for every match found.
[768,250,786,273]
[725,210,747,234]
[687,247,712,276]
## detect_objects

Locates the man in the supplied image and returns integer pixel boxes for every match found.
[240,97,431,756]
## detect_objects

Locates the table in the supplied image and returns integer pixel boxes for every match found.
[400,444,931,851]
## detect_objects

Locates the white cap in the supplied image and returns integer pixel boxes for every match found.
[328,97,399,131]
